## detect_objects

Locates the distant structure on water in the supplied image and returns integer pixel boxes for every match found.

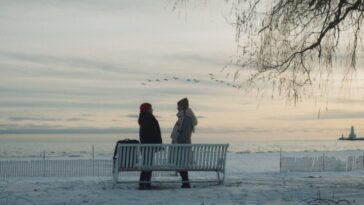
[339,126,364,141]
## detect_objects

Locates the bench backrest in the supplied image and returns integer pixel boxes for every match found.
[115,144,229,171]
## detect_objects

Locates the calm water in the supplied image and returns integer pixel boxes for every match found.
[0,134,363,158]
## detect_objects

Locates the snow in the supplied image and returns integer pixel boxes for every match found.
[1,152,364,205]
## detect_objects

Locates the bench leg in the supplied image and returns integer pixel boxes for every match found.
[216,171,221,185]
[113,173,117,188]
[222,170,226,185]
[216,171,226,185]
[112,168,119,188]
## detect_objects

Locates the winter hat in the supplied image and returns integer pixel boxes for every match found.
[177,98,189,110]
[140,103,152,112]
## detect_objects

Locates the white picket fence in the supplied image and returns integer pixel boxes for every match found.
[0,159,112,178]
[280,151,364,172]
[2,151,364,177]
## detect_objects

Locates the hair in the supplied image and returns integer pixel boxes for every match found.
[177,98,189,110]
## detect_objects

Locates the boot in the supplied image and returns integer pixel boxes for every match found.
[138,183,151,190]
[181,182,191,188]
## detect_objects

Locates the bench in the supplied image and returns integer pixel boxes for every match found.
[113,144,229,186]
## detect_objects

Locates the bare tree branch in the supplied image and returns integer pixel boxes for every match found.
[230,0,364,103]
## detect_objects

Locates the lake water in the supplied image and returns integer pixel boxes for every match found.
[0,134,363,158]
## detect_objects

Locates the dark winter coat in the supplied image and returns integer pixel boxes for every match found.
[138,112,162,144]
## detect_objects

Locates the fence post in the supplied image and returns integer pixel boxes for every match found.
[279,148,282,173]
[43,150,46,177]
[322,152,325,172]
[92,144,95,176]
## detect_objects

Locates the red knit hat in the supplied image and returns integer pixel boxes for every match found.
[140,103,152,112]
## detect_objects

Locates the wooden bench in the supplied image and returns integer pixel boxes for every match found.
[113,144,229,186]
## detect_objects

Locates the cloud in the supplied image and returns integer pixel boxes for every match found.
[125,114,139,119]
[0,123,63,130]
[0,51,150,75]
[0,123,138,135]
[8,116,94,122]
[0,128,138,135]
[319,110,364,120]
[80,114,95,117]
[162,53,228,68]
[267,110,364,121]
[197,127,270,133]
[66,118,94,122]
[125,114,162,119]
[333,98,364,105]
[0,100,133,109]
[8,117,61,122]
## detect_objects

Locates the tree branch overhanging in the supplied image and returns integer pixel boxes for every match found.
[231,0,364,102]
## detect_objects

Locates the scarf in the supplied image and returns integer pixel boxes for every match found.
[170,108,198,143]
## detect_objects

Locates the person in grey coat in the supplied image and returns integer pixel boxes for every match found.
[170,98,198,188]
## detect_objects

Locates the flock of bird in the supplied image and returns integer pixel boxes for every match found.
[140,76,199,86]
[140,73,243,90]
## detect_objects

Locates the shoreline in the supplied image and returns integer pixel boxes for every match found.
[1,148,364,159]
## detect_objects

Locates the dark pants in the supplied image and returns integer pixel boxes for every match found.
[179,171,190,188]
[139,171,152,188]
[169,146,192,188]
[139,148,154,188]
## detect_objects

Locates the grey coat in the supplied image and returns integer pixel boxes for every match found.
[175,115,193,144]
[171,108,197,144]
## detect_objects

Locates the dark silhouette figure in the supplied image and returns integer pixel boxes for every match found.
[138,103,162,190]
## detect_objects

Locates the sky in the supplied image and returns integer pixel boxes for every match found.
[0,0,363,140]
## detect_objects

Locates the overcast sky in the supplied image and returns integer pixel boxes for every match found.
[0,0,363,140]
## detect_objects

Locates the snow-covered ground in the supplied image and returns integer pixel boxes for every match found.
[1,153,364,205]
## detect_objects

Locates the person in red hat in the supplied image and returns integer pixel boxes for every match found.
[138,103,162,190]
